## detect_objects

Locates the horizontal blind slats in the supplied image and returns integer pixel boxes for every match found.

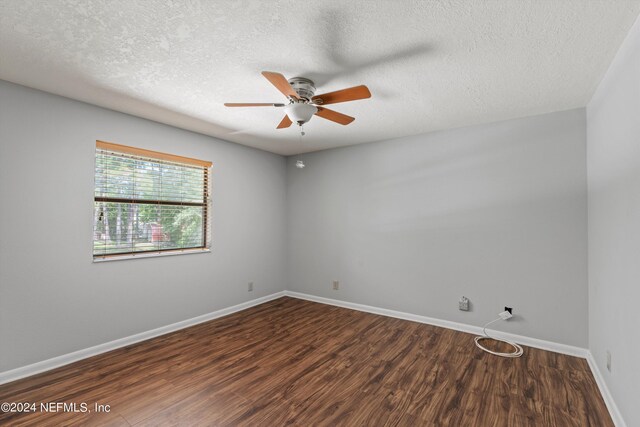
[96,140,212,167]
[94,144,211,258]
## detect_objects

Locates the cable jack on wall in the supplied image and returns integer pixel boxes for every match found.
[474,309,524,358]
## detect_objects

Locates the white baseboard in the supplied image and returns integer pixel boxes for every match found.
[284,291,626,425]
[586,352,626,427]
[0,291,286,386]
[1,289,624,426]
[284,291,588,358]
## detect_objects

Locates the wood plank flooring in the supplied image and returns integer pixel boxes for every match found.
[0,297,612,426]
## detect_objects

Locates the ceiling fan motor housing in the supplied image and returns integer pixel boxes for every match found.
[288,77,316,100]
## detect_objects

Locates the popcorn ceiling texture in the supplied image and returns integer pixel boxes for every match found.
[1,0,639,155]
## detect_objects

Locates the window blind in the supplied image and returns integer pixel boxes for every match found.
[93,141,211,259]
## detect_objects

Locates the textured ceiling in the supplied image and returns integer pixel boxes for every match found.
[1,0,639,155]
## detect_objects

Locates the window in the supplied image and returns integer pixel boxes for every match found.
[93,141,211,260]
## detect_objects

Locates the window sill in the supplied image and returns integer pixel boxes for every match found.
[93,248,211,263]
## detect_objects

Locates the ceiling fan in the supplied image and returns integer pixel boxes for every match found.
[224,71,371,129]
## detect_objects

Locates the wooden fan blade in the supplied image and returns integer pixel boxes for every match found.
[224,103,285,107]
[277,115,292,129]
[312,85,371,105]
[262,71,299,100]
[314,107,355,125]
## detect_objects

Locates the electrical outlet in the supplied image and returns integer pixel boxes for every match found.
[606,351,611,372]
[248,281,254,292]
[459,296,469,311]
[332,280,339,290]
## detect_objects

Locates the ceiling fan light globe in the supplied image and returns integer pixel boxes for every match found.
[284,103,318,125]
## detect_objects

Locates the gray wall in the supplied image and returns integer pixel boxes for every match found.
[587,13,640,427]
[0,79,595,374]
[0,81,287,372]
[286,109,588,347]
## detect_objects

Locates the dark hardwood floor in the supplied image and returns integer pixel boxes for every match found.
[0,297,612,426]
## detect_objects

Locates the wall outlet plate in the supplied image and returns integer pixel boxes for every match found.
[459,296,469,311]
[332,280,339,290]
[606,351,611,372]
[248,282,254,292]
